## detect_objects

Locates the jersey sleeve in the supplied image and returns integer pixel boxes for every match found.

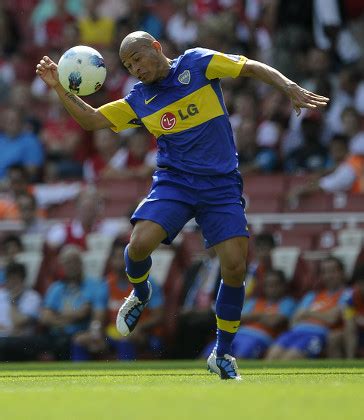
[190,48,247,80]
[98,98,141,133]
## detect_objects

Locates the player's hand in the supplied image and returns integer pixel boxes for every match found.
[284,83,329,116]
[36,56,60,88]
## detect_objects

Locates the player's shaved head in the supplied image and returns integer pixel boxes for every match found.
[119,31,156,56]
[119,31,171,84]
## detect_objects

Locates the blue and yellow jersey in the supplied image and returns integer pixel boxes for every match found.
[98,48,247,175]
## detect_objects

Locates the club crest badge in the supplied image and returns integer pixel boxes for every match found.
[178,70,191,85]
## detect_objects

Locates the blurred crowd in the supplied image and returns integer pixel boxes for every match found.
[0,0,364,185]
[1,229,364,361]
[1,0,364,361]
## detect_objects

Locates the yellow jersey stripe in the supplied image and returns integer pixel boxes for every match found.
[127,270,150,284]
[141,84,224,138]
[206,53,247,80]
[98,99,139,132]
[216,316,240,333]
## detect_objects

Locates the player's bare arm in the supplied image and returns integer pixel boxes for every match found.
[240,59,329,116]
[35,56,112,131]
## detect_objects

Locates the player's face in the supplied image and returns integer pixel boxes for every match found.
[121,43,162,84]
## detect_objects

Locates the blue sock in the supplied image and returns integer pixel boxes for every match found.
[71,343,91,361]
[124,244,152,302]
[215,280,245,357]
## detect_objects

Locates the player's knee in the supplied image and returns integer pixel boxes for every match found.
[222,259,246,285]
[128,236,152,261]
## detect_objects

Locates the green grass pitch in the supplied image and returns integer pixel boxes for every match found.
[1,360,364,420]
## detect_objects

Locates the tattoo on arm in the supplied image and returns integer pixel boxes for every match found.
[65,92,88,111]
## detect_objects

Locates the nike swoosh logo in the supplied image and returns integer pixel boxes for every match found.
[144,95,158,104]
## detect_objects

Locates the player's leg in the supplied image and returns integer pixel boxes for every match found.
[117,199,194,336]
[197,202,249,379]
[213,236,248,357]
[116,220,166,336]
[125,220,167,302]
[206,236,247,379]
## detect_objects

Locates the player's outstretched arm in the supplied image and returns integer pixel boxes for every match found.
[36,56,112,131]
[240,59,329,116]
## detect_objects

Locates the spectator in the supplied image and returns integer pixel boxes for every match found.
[285,110,328,173]
[266,256,347,360]
[341,106,364,155]
[286,134,364,206]
[33,0,76,48]
[46,187,122,250]
[126,0,164,39]
[40,245,107,360]
[343,265,364,358]
[202,269,295,359]
[78,0,116,48]
[83,129,125,183]
[245,233,276,298]
[0,107,44,181]
[40,98,87,179]
[16,192,48,234]
[0,262,42,361]
[166,0,198,51]
[73,239,164,360]
[0,164,81,216]
[171,248,220,359]
[0,234,24,285]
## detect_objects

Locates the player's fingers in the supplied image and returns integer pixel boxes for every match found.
[305,98,328,106]
[297,102,317,109]
[40,59,55,70]
[304,91,330,101]
[305,94,329,104]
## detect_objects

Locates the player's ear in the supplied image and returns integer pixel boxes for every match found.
[151,41,162,53]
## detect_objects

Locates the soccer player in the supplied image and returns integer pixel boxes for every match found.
[36,31,329,379]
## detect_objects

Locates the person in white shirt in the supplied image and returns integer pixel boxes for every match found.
[0,262,42,361]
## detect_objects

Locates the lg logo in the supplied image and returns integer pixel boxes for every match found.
[160,112,176,130]
[160,104,199,130]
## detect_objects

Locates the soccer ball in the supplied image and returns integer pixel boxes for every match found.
[57,45,107,96]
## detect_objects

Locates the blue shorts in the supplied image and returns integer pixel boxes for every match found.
[131,168,249,248]
[275,329,326,358]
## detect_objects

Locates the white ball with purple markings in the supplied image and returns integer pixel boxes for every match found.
[57,46,106,96]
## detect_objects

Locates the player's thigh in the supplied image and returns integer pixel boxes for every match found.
[196,202,249,250]
[129,220,168,259]
[131,199,194,254]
